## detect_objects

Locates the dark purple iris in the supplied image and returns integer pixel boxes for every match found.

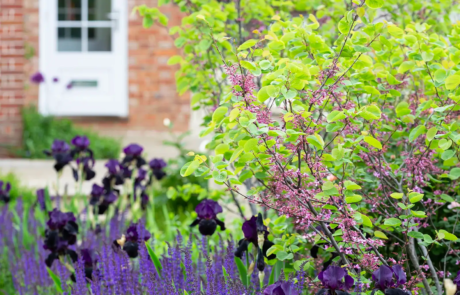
[122,143,146,168]
[316,265,353,294]
[71,135,91,153]
[371,265,408,295]
[454,270,460,288]
[36,188,46,210]
[0,181,11,203]
[30,72,45,84]
[235,213,275,272]
[43,209,79,267]
[264,280,297,295]
[43,139,73,172]
[190,199,225,236]
[149,158,167,180]
[89,184,117,215]
[103,159,124,186]
[74,157,96,181]
[113,223,151,258]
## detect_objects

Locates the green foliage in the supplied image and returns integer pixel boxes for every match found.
[17,106,121,159]
[0,172,36,203]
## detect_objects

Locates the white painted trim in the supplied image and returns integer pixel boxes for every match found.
[38,0,128,117]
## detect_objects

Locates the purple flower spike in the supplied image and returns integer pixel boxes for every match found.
[36,188,46,210]
[264,280,297,295]
[30,72,45,84]
[0,181,12,203]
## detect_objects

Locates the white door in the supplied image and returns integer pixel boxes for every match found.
[39,0,128,117]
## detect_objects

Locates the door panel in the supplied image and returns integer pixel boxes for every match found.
[39,0,128,117]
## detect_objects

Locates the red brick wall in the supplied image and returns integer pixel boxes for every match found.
[0,0,190,155]
[0,0,25,155]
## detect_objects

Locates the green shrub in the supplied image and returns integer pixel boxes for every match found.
[0,172,36,204]
[17,106,121,159]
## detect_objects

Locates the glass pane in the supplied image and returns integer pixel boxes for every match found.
[88,0,111,21]
[57,27,82,52]
[58,0,82,21]
[88,27,111,52]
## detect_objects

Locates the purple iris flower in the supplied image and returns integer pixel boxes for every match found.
[316,265,353,294]
[74,157,96,181]
[454,270,460,288]
[89,183,118,215]
[235,213,276,272]
[371,265,409,295]
[372,264,409,295]
[190,199,226,236]
[149,158,167,180]
[30,72,45,84]
[122,143,146,168]
[264,280,297,295]
[36,188,46,210]
[43,139,73,172]
[113,223,151,258]
[71,135,90,152]
[0,181,12,203]
[103,159,124,186]
[43,209,79,267]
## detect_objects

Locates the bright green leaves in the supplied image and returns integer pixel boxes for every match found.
[374,231,388,239]
[364,136,382,150]
[437,230,458,241]
[397,61,415,74]
[409,192,424,203]
[307,134,325,150]
[238,39,258,51]
[360,105,381,121]
[327,111,346,123]
[212,106,228,124]
[426,127,437,141]
[409,125,426,142]
[384,218,402,227]
[258,85,279,103]
[387,25,404,38]
[215,144,229,155]
[408,231,424,239]
[390,193,403,199]
[180,160,201,177]
[135,5,168,27]
[365,0,384,9]
[449,168,460,180]
[445,75,460,90]
[244,139,259,152]
[344,180,361,191]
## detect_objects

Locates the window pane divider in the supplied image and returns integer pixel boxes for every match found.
[57,21,112,27]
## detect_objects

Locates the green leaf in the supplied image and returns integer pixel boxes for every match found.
[268,261,283,285]
[212,107,228,124]
[426,127,437,141]
[307,134,324,150]
[276,251,294,261]
[167,55,182,65]
[146,242,163,277]
[212,170,227,183]
[450,167,460,180]
[361,214,373,228]
[234,257,248,287]
[327,111,346,123]
[387,25,404,38]
[441,150,455,160]
[47,267,63,293]
[364,136,382,149]
[409,125,426,142]
[229,147,244,163]
[215,144,230,155]
[345,194,363,203]
[244,138,259,152]
[446,75,460,90]
[440,194,455,202]
[181,160,200,177]
[238,39,258,51]
[423,234,434,243]
[408,231,424,239]
[398,61,415,73]
[434,69,448,83]
[365,0,384,9]
[240,60,256,71]
[259,60,271,70]
[384,218,402,227]
[390,193,403,199]
[344,180,361,190]
[143,16,154,28]
[438,229,458,241]
[374,231,388,239]
[258,86,270,103]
